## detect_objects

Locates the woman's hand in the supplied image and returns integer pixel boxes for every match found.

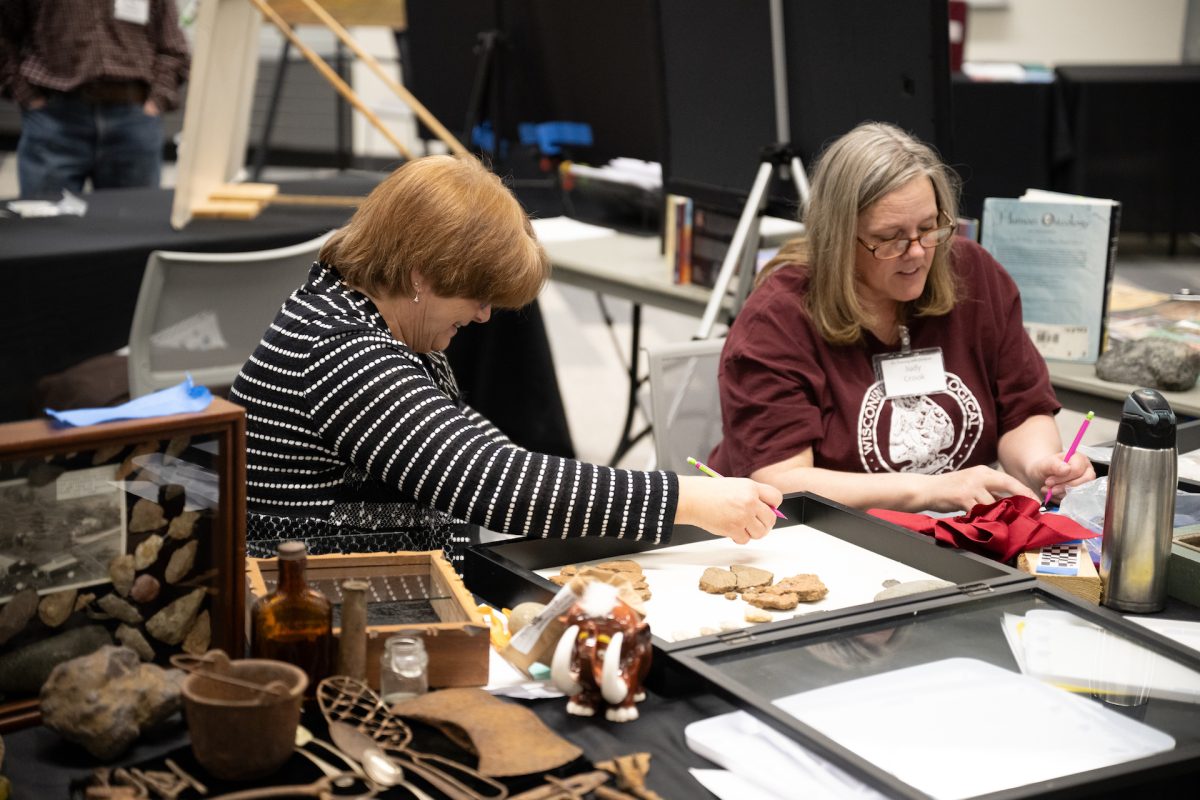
[921,465,1038,513]
[675,475,784,544]
[1028,451,1095,504]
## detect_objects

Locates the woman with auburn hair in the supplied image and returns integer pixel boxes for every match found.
[232,155,782,557]
[709,122,1093,513]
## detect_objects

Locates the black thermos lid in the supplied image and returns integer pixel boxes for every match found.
[1116,388,1177,449]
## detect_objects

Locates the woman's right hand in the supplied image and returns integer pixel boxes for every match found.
[920,465,1037,513]
[675,475,784,544]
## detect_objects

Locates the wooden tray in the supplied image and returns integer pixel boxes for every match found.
[246,550,489,689]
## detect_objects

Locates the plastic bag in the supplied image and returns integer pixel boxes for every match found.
[1057,476,1200,563]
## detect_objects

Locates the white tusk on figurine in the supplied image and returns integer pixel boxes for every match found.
[600,631,628,705]
[550,624,582,695]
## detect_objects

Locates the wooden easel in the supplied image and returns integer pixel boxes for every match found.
[171,0,468,228]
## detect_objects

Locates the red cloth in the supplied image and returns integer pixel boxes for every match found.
[868,495,1098,562]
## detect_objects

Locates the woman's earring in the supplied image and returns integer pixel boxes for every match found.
[412,287,420,303]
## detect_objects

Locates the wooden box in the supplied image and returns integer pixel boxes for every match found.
[246,551,489,689]
[0,399,246,731]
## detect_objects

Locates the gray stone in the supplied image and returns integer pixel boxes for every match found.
[130,574,161,604]
[146,588,205,645]
[165,541,198,584]
[40,645,182,761]
[97,593,143,625]
[109,554,136,597]
[129,500,167,534]
[0,587,38,646]
[133,534,164,569]
[0,625,112,695]
[182,610,211,656]
[1095,339,1200,392]
[116,625,156,662]
[167,510,200,540]
[38,589,77,628]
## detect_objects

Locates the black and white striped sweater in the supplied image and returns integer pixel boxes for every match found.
[230,263,679,557]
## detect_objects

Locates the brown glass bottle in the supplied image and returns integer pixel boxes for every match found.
[251,540,333,698]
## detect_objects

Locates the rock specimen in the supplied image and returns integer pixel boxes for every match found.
[38,589,77,628]
[146,588,205,645]
[744,608,773,624]
[1096,339,1200,392]
[0,587,38,646]
[699,567,737,594]
[774,574,829,602]
[40,645,183,760]
[730,565,773,590]
[0,625,112,695]
[595,560,641,574]
[549,562,651,601]
[873,578,954,602]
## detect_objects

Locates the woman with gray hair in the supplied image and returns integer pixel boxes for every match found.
[709,122,1093,513]
[232,155,782,558]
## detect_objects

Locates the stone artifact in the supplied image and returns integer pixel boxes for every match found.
[1096,338,1200,392]
[167,510,200,540]
[165,541,198,584]
[109,554,136,597]
[40,645,183,760]
[550,561,652,602]
[874,578,954,602]
[116,625,156,662]
[595,560,641,573]
[98,593,143,625]
[146,588,206,645]
[133,534,164,569]
[744,608,773,624]
[38,589,77,628]
[183,611,212,655]
[550,582,652,722]
[730,564,773,590]
[0,587,38,645]
[0,625,112,694]
[129,500,167,534]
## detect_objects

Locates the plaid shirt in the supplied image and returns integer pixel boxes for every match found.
[0,0,189,109]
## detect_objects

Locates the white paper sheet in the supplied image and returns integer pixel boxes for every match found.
[535,524,937,641]
[529,216,618,243]
[773,658,1176,800]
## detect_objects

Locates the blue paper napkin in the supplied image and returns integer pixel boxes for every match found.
[46,376,213,426]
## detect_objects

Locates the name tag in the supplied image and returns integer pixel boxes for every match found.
[874,348,947,398]
[114,0,150,25]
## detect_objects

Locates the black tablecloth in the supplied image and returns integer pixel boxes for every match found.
[0,175,573,457]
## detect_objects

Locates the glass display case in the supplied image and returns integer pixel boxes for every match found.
[0,399,246,730]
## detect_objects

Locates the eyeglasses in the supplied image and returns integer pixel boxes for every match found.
[857,215,957,260]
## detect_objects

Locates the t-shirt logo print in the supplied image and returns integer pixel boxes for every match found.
[857,373,983,474]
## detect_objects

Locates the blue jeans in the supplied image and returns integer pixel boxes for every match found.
[17,93,163,198]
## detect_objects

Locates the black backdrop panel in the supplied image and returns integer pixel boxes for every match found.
[405,0,664,164]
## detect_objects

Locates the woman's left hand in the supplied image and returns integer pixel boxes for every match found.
[1032,451,1096,503]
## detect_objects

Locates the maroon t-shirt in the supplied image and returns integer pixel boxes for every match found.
[709,238,1060,478]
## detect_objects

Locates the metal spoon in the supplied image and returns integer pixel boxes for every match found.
[328,721,437,800]
[295,724,367,777]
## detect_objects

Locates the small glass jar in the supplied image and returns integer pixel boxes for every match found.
[379,634,428,705]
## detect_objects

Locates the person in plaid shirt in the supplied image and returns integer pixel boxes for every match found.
[0,0,189,197]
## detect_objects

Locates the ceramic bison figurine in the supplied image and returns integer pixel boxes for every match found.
[549,582,652,722]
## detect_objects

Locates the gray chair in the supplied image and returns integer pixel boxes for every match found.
[127,231,334,398]
[645,337,727,473]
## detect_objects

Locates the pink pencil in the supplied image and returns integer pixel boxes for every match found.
[1044,411,1093,507]
[687,456,787,519]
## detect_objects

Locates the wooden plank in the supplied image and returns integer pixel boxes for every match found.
[267,0,406,28]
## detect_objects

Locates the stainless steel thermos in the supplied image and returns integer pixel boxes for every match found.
[1100,389,1177,612]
